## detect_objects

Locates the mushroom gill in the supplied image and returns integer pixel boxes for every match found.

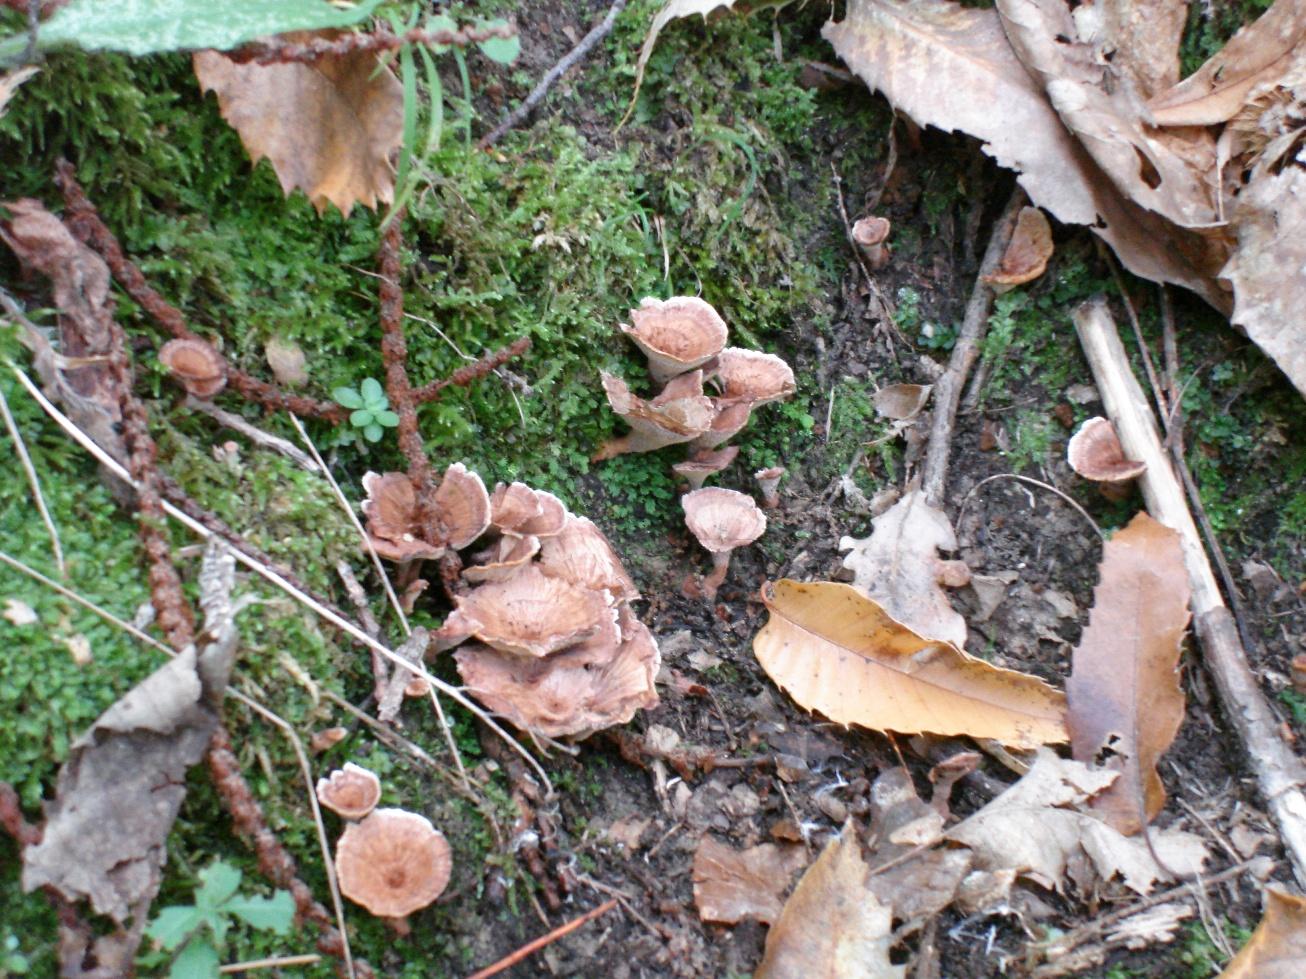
[335,808,452,919]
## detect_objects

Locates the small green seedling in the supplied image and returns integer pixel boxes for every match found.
[144,860,295,979]
[333,377,400,443]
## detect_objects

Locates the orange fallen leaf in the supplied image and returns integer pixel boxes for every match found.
[755,827,903,979]
[692,837,807,925]
[753,580,1067,748]
[1068,512,1191,835]
[1218,888,1306,979]
[193,36,403,216]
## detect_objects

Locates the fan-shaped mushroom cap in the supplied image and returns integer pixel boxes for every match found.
[754,466,785,508]
[690,400,754,451]
[335,808,452,918]
[463,534,541,584]
[432,463,491,550]
[361,472,446,562]
[621,296,729,383]
[455,607,660,739]
[682,487,767,553]
[444,564,615,658]
[711,348,796,407]
[1067,416,1147,483]
[672,446,740,490]
[489,483,568,538]
[159,338,227,399]
[982,206,1053,294]
[316,763,382,821]
[595,371,716,460]
[538,515,640,602]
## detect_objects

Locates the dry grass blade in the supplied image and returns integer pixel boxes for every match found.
[753,579,1067,748]
[1067,512,1191,835]
[0,383,64,576]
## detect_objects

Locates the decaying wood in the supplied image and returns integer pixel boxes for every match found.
[1073,296,1306,888]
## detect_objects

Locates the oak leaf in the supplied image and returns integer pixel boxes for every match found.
[755,827,904,979]
[1071,0,1187,99]
[692,837,807,925]
[193,37,404,216]
[1067,512,1191,835]
[1218,888,1306,979]
[753,580,1068,748]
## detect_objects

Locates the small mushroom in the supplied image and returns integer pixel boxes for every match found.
[851,216,891,270]
[621,295,729,383]
[982,206,1053,294]
[488,482,568,538]
[264,336,307,387]
[594,370,715,461]
[1067,416,1146,490]
[431,463,491,550]
[463,533,541,584]
[538,514,641,602]
[360,472,446,562]
[682,487,767,600]
[159,338,227,399]
[754,466,785,508]
[444,564,615,658]
[672,446,740,491]
[335,808,452,920]
[710,348,796,407]
[316,763,382,821]
[690,400,755,452]
[455,607,660,739]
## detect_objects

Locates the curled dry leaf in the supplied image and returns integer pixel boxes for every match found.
[1218,887,1306,979]
[692,837,807,925]
[982,205,1053,292]
[947,750,1209,894]
[1068,513,1191,835]
[839,488,968,647]
[755,827,905,979]
[753,580,1068,748]
[193,36,404,216]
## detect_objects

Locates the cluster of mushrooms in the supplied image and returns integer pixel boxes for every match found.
[361,464,659,739]
[316,763,451,930]
[596,296,796,600]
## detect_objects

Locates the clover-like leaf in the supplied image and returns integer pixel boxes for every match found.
[359,377,385,403]
[351,408,375,428]
[333,386,364,409]
[477,19,519,64]
[194,862,242,911]
[170,937,221,979]
[223,889,295,934]
[364,423,385,443]
[146,905,205,952]
[374,409,400,427]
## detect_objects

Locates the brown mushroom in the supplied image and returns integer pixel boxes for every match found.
[159,338,227,399]
[710,348,796,407]
[682,487,767,600]
[538,514,641,602]
[621,295,729,383]
[335,808,452,919]
[672,446,740,491]
[873,383,932,421]
[455,606,659,739]
[1067,416,1146,487]
[315,763,382,821]
[754,466,785,508]
[463,533,541,584]
[360,472,446,562]
[982,206,1053,294]
[594,370,715,461]
[432,463,491,550]
[690,400,755,452]
[444,564,616,658]
[489,482,567,538]
[851,215,891,270]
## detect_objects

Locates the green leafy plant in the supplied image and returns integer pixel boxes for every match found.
[333,377,400,443]
[144,860,294,979]
[1,932,31,974]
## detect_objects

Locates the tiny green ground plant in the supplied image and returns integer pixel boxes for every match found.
[142,860,294,979]
[333,377,400,444]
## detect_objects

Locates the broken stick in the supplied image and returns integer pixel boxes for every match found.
[1074,297,1306,889]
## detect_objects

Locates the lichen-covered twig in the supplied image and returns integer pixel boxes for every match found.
[411,336,532,404]
[227,23,516,66]
[376,213,430,489]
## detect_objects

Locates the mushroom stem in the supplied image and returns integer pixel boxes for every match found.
[385,916,411,936]
[754,468,784,508]
[702,550,733,601]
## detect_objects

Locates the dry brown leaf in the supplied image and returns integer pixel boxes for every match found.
[755,827,905,979]
[947,749,1209,894]
[839,488,967,647]
[692,836,807,925]
[754,579,1068,748]
[1221,143,1306,398]
[996,0,1219,228]
[193,37,403,216]
[1148,0,1306,127]
[872,383,932,420]
[0,65,37,120]
[623,0,744,126]
[1068,512,1191,835]
[1071,0,1186,99]
[1219,888,1306,979]
[822,0,1229,309]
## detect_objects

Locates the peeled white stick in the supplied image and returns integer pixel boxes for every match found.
[1074,297,1306,888]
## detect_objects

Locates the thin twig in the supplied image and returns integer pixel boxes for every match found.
[10,363,554,797]
[335,561,389,703]
[921,188,1026,507]
[186,397,319,472]
[228,23,516,66]
[830,161,898,347]
[466,899,617,979]
[0,383,65,575]
[479,0,629,148]
[956,473,1105,541]
[219,953,322,973]
[1102,244,1168,421]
